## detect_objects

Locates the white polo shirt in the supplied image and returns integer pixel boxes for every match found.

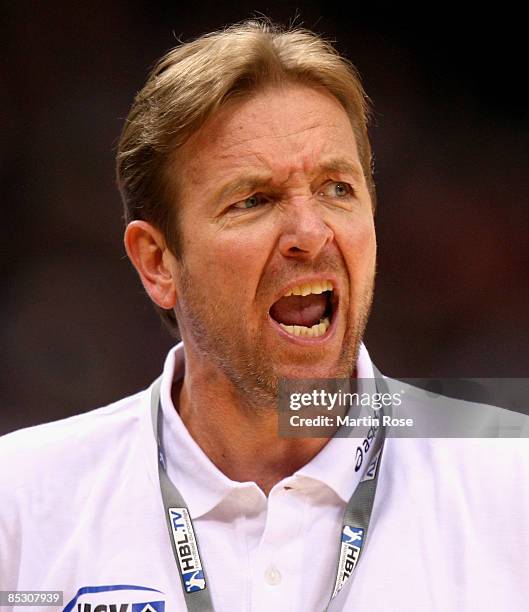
[1,342,528,611]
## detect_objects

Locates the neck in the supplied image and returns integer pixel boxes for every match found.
[172,356,330,496]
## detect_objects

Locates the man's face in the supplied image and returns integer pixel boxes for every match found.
[168,84,376,405]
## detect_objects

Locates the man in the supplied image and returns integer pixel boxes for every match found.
[1,20,528,612]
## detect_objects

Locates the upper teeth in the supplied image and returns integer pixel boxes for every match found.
[284,280,333,297]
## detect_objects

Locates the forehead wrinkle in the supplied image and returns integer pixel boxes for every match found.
[214,143,362,195]
[179,93,360,200]
[220,121,328,151]
[217,126,338,177]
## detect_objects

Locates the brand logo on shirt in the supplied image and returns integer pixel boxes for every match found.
[62,585,165,612]
[361,447,382,482]
[354,424,378,472]
[332,526,365,598]
[168,508,207,592]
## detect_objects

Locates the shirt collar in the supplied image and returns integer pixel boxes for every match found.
[158,340,380,517]
[293,341,378,503]
[158,343,241,519]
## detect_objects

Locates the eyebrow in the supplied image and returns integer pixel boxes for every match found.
[319,158,365,182]
[214,158,364,204]
[215,175,273,205]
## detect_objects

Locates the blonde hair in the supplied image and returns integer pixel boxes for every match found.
[117,19,375,335]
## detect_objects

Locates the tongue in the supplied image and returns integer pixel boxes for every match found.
[270,294,327,327]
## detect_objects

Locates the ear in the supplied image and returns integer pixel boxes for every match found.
[124,220,177,309]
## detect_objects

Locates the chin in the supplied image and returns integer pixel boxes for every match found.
[274,358,352,381]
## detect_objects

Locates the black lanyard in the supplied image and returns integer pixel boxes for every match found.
[150,371,389,611]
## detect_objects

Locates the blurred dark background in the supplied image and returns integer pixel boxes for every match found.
[1,2,528,434]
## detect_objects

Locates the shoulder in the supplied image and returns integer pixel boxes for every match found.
[0,387,159,589]
[379,374,529,496]
[0,387,151,496]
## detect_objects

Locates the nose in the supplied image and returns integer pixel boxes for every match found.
[278,199,334,260]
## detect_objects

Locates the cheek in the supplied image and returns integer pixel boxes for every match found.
[337,218,377,280]
[180,225,272,299]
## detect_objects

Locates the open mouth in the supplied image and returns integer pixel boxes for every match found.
[269,279,337,339]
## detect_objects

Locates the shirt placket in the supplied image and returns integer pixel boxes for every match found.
[250,483,308,612]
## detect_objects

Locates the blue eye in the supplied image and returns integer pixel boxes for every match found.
[334,182,350,197]
[232,193,269,210]
[319,181,354,198]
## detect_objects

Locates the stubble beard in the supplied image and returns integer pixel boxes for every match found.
[175,261,375,412]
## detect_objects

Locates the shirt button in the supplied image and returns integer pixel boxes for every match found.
[264,566,282,585]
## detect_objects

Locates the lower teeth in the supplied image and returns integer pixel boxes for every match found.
[279,317,331,338]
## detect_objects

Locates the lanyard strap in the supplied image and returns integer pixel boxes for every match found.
[151,378,215,612]
[327,384,387,607]
[151,370,389,611]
